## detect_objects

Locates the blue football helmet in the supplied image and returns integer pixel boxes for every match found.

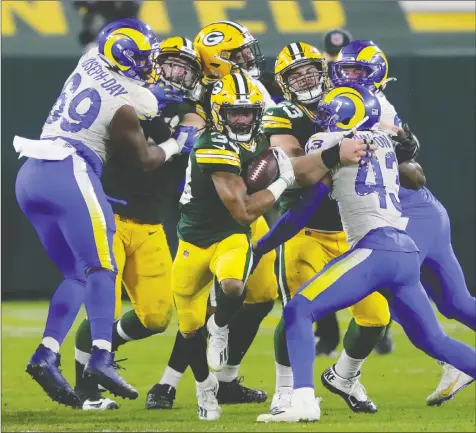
[97,18,160,85]
[332,40,391,92]
[315,85,381,132]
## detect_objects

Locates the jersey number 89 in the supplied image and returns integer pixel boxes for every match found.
[46,73,101,133]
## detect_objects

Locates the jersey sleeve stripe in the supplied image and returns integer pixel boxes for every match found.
[263,122,292,129]
[196,153,240,162]
[196,157,241,167]
[196,148,239,158]
[262,115,292,125]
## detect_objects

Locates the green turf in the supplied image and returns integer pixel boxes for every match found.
[2,300,475,432]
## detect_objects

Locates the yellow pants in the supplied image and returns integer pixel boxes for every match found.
[277,229,390,327]
[113,215,173,332]
[173,233,253,334]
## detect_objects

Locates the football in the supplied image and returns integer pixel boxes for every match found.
[244,148,279,193]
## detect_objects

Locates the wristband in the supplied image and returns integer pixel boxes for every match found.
[321,144,341,169]
[266,177,288,201]
[158,138,181,161]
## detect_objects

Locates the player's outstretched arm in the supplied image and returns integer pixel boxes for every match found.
[110,105,184,172]
[293,137,377,186]
[399,160,426,190]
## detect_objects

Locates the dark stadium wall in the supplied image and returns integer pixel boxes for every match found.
[1,56,475,299]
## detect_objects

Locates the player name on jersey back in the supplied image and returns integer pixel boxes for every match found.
[81,57,129,97]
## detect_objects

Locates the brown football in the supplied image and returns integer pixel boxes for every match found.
[244,148,279,193]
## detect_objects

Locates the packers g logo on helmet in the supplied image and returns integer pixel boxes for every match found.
[97,18,160,85]
[315,85,381,132]
[333,40,391,92]
[195,21,264,80]
[210,72,265,144]
[157,36,202,93]
[275,42,330,105]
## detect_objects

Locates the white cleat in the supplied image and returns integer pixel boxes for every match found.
[81,397,119,410]
[206,314,229,372]
[257,388,321,423]
[270,386,293,412]
[427,362,475,406]
[196,373,222,421]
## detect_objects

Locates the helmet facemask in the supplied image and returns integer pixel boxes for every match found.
[158,54,201,94]
[281,60,325,105]
[226,39,264,79]
[333,61,386,91]
[215,103,263,142]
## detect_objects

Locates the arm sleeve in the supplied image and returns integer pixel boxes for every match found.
[254,182,330,255]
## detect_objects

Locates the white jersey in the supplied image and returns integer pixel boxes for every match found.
[307,130,403,247]
[376,92,400,128]
[40,48,159,162]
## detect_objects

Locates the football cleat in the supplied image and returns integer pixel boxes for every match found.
[257,395,321,423]
[145,383,176,409]
[270,386,293,412]
[75,374,119,411]
[206,315,229,371]
[26,344,80,408]
[427,362,475,406]
[217,377,267,404]
[196,373,221,421]
[83,347,138,400]
[321,365,377,413]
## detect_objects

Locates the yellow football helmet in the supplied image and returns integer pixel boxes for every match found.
[194,21,264,81]
[275,42,330,105]
[210,72,264,143]
[157,36,202,93]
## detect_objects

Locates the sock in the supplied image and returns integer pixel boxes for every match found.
[42,336,60,353]
[275,362,293,389]
[84,269,115,343]
[214,281,246,328]
[92,339,112,351]
[196,373,214,390]
[113,309,157,350]
[334,349,364,379]
[283,296,316,389]
[167,331,191,374]
[75,319,93,387]
[215,365,240,383]
[274,317,290,366]
[43,278,86,345]
[227,301,274,366]
[189,328,210,383]
[343,318,386,359]
[159,366,183,388]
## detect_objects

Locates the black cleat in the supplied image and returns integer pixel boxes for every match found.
[374,326,395,355]
[84,347,138,400]
[321,365,377,414]
[145,383,176,409]
[26,344,80,408]
[216,377,267,404]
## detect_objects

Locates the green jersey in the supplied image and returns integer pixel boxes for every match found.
[101,100,201,224]
[178,130,267,247]
[263,100,343,232]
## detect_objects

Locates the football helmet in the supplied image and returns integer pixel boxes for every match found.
[97,18,160,85]
[210,72,265,143]
[333,40,392,92]
[157,36,202,94]
[315,85,381,132]
[275,42,330,105]
[195,21,264,80]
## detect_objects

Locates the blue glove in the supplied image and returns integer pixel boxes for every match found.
[150,80,184,113]
[172,125,201,154]
[250,247,264,274]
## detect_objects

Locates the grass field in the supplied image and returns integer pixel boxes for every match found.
[1,300,475,432]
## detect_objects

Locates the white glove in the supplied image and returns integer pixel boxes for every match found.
[271,147,295,187]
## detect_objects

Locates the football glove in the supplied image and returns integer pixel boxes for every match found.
[150,80,184,114]
[172,125,201,154]
[393,123,420,163]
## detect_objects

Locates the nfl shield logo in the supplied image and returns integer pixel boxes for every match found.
[183,250,190,258]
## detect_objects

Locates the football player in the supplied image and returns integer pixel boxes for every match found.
[165,71,296,420]
[255,85,476,423]
[331,40,475,407]
[72,36,206,410]
[261,42,385,413]
[147,20,276,407]
[13,18,183,407]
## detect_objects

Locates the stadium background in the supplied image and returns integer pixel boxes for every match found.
[2,0,475,300]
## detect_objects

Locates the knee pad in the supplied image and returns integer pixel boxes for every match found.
[137,300,173,333]
[220,278,245,298]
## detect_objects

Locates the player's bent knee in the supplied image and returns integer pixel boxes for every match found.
[137,301,173,333]
[220,278,245,298]
[283,295,311,326]
[354,309,391,327]
[181,330,197,339]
